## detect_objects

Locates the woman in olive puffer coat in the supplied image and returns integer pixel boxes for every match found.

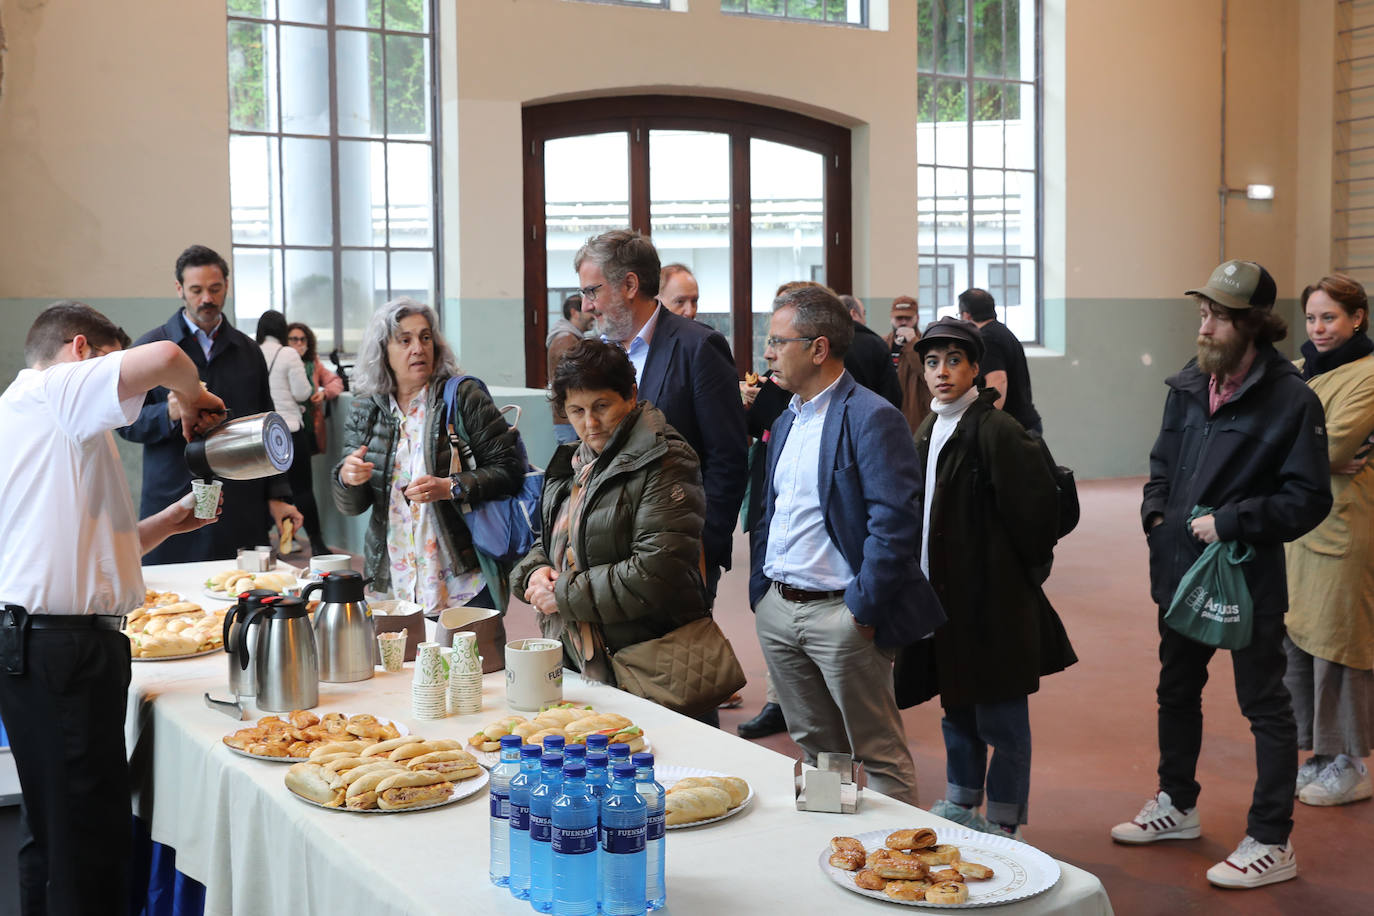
[512,340,708,684]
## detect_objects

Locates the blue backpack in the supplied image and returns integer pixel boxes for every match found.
[442,375,544,564]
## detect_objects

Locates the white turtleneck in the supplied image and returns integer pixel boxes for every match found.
[921,387,980,578]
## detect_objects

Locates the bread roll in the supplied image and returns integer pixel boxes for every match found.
[668,776,748,808]
[387,739,462,763]
[564,713,633,740]
[377,780,453,810]
[285,763,343,807]
[533,706,594,727]
[340,761,405,789]
[524,728,566,746]
[360,736,413,758]
[408,750,483,780]
[345,767,405,801]
[663,786,730,825]
[308,740,369,760]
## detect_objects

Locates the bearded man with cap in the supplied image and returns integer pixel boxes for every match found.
[884,296,930,432]
[1111,260,1332,890]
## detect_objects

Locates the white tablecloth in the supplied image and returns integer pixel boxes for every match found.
[128,561,1113,915]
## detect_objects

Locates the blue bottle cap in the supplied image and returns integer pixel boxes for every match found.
[612,762,637,779]
[607,742,630,757]
[585,734,610,749]
[543,735,566,750]
[521,743,543,758]
[632,752,654,767]
[541,753,563,768]
[564,744,587,759]
[562,762,586,778]
[500,734,523,749]
[586,751,608,767]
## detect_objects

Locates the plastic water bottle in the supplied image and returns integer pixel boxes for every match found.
[508,744,543,901]
[601,762,648,916]
[585,751,610,910]
[585,733,610,753]
[607,742,631,766]
[530,752,565,913]
[633,752,666,910]
[544,734,566,753]
[552,762,598,915]
[564,743,587,763]
[489,734,522,886]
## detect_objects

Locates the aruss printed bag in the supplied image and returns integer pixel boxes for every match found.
[1164,506,1255,650]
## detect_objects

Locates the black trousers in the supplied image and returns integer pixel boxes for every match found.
[288,426,326,553]
[1155,608,1296,845]
[0,627,132,916]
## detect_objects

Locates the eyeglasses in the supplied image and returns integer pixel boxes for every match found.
[287,336,307,343]
[578,283,605,303]
[765,335,817,349]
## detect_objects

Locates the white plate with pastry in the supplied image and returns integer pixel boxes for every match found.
[131,646,223,663]
[202,569,300,601]
[658,766,753,829]
[284,750,488,813]
[223,712,409,763]
[817,827,1060,908]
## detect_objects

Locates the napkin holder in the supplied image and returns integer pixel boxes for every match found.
[370,600,425,662]
[436,605,504,674]
[794,753,864,813]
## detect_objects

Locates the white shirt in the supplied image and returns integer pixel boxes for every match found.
[0,351,146,614]
[762,374,854,591]
[260,337,311,432]
[921,387,980,578]
[603,305,662,385]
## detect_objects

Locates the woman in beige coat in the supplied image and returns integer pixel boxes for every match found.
[1286,274,1374,806]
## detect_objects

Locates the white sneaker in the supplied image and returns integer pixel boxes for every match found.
[1109,791,1201,844]
[1206,835,1297,889]
[1295,755,1327,797]
[1298,757,1373,807]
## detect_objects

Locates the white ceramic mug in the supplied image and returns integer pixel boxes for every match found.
[310,554,352,574]
[504,638,564,711]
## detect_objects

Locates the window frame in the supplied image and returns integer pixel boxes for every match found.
[225,0,443,357]
[522,95,852,385]
[721,0,869,28]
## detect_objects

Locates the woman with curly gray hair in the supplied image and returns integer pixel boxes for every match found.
[332,298,524,633]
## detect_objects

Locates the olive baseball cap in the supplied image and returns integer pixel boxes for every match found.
[915,316,985,363]
[1185,260,1277,311]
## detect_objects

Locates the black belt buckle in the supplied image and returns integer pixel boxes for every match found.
[0,604,30,676]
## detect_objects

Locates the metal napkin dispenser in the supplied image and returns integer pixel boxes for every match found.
[185,412,293,480]
[794,753,865,813]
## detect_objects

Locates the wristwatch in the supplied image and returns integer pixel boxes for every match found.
[449,475,465,501]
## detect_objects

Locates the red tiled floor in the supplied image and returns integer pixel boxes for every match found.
[509,477,1374,915]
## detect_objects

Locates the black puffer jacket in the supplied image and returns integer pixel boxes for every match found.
[510,403,708,657]
[1142,344,1332,616]
[331,374,523,605]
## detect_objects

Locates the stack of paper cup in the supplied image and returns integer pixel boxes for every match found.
[411,641,448,719]
[448,633,483,714]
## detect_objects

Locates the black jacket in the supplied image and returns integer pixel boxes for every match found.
[846,322,903,409]
[1141,344,1332,616]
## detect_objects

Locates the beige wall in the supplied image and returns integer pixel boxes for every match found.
[0,0,229,299]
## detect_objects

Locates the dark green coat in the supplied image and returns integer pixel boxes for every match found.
[912,389,1077,707]
[510,403,708,658]
[331,374,524,607]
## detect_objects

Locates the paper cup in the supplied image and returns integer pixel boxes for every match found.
[310,554,352,574]
[191,479,222,519]
[504,638,564,711]
[414,642,445,686]
[377,633,406,672]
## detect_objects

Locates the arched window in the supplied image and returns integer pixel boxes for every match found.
[522,96,852,385]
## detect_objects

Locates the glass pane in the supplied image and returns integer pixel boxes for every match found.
[751,138,824,374]
[650,130,731,339]
[228,21,271,132]
[338,249,380,354]
[231,247,283,328]
[545,133,631,295]
[972,0,1008,78]
[930,108,967,168]
[339,140,385,247]
[917,166,936,252]
[385,34,430,137]
[390,250,434,305]
[337,0,382,28]
[986,257,1036,340]
[229,135,282,245]
[279,25,330,135]
[285,249,335,333]
[386,142,432,247]
[386,0,428,32]
[337,30,383,137]
[971,85,1003,169]
[1009,0,1031,81]
[228,0,276,18]
[1005,83,1035,170]
[1005,170,1036,257]
[277,0,326,24]
[972,169,1004,255]
[282,137,334,246]
[934,166,970,255]
[918,0,966,75]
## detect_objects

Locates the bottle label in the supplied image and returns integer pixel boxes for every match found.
[602,824,647,854]
[646,811,665,842]
[490,789,509,819]
[552,825,598,855]
[510,802,530,831]
[530,812,552,843]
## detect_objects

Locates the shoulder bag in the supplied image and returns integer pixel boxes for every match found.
[609,616,747,719]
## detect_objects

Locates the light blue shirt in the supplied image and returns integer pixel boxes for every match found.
[603,305,661,386]
[181,311,223,361]
[761,373,854,591]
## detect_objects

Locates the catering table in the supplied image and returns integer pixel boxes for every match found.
[128,561,1113,915]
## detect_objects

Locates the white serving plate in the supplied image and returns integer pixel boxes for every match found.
[223,715,410,763]
[659,765,754,829]
[287,767,488,814]
[130,645,222,662]
[817,827,1061,908]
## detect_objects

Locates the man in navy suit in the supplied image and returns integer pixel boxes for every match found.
[749,284,944,806]
[573,231,747,602]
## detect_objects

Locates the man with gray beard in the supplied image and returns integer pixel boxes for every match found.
[1111,260,1331,891]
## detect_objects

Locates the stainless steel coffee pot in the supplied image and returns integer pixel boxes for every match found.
[222,588,278,697]
[233,596,319,712]
[301,571,376,683]
[185,412,293,480]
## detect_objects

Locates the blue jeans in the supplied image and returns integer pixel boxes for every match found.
[553,423,580,444]
[941,696,1031,826]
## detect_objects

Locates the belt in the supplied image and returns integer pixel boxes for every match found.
[774,582,846,603]
[27,614,126,632]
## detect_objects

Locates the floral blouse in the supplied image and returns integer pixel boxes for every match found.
[384,386,484,612]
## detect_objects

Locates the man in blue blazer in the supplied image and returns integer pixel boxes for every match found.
[574,231,747,600]
[749,285,944,805]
